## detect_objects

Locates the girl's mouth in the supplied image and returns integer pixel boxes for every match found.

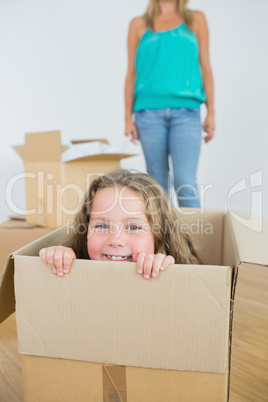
[105,255,132,261]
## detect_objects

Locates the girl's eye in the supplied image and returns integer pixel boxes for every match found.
[95,224,109,229]
[127,224,142,231]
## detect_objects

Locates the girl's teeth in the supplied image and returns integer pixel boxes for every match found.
[108,255,129,261]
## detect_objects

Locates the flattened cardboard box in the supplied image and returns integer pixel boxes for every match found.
[13,131,136,228]
[0,210,267,401]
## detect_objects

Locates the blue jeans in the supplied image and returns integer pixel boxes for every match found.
[135,108,202,208]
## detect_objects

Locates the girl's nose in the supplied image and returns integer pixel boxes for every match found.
[108,226,126,247]
[108,237,126,247]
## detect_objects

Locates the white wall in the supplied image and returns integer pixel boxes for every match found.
[0,0,267,224]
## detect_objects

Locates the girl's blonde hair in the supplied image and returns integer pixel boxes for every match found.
[64,169,203,264]
[144,0,192,30]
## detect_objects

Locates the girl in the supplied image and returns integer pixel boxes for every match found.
[124,0,215,207]
[40,169,202,278]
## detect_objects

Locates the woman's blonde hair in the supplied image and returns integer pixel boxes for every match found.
[144,0,192,30]
[63,169,203,264]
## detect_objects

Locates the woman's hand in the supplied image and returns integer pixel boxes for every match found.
[132,252,175,279]
[39,246,76,277]
[203,112,215,143]
[125,118,138,144]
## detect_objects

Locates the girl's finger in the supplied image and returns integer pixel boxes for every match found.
[151,253,166,278]
[160,255,175,271]
[45,247,57,268]
[136,252,146,275]
[132,252,139,262]
[54,248,64,277]
[63,249,76,273]
[143,254,155,279]
[39,248,48,265]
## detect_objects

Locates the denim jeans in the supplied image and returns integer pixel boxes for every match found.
[135,108,202,208]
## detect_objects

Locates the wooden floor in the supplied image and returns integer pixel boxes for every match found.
[0,313,23,401]
[0,265,267,402]
[229,264,268,402]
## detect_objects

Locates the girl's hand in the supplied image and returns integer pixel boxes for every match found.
[39,246,76,277]
[132,253,175,279]
[125,119,138,144]
[203,113,215,143]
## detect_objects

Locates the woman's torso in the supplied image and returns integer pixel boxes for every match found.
[134,15,206,111]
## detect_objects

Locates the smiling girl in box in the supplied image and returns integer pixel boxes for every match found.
[40,169,202,278]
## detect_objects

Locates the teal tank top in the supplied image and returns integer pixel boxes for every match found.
[134,22,206,111]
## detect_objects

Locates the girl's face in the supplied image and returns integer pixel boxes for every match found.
[87,187,154,261]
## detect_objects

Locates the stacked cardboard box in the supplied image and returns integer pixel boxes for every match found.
[13,131,136,228]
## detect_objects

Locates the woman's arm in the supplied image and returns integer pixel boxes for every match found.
[124,18,143,144]
[193,11,215,143]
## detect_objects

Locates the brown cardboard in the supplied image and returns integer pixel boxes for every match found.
[0,218,51,276]
[13,131,136,228]
[223,211,268,401]
[21,355,228,402]
[21,356,103,402]
[0,219,52,323]
[0,209,267,401]
[0,225,63,324]
[71,138,109,145]
[14,257,230,373]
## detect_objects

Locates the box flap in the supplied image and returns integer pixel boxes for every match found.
[0,219,52,282]
[12,145,25,160]
[71,139,109,145]
[179,209,225,265]
[15,255,231,373]
[25,131,62,162]
[62,141,136,163]
[65,153,137,163]
[0,226,65,323]
[223,213,240,268]
[0,255,15,323]
[227,211,268,266]
[11,225,66,257]
[13,142,68,161]
[61,145,69,153]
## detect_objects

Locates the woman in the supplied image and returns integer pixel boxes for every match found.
[124,0,215,208]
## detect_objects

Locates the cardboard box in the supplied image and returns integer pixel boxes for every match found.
[0,210,267,401]
[13,131,136,228]
[0,218,52,322]
[0,218,52,272]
